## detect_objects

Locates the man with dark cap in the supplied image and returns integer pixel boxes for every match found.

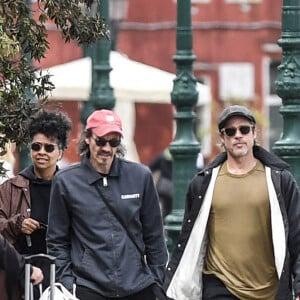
[47,109,168,300]
[163,105,300,300]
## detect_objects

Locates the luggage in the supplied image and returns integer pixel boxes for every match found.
[25,254,55,300]
[24,253,78,300]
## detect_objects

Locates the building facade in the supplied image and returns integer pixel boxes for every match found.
[30,0,282,165]
[117,0,282,161]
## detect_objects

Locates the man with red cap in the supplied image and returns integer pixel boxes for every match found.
[47,109,168,300]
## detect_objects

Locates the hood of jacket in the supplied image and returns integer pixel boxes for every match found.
[19,165,59,184]
[19,165,36,181]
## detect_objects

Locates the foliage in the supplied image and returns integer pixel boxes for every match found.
[0,0,108,175]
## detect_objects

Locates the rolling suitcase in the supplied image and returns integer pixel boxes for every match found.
[24,253,78,300]
[25,254,56,300]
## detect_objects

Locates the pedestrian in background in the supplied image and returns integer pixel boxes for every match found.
[164,105,300,300]
[0,141,16,184]
[47,109,168,300]
[0,109,72,298]
[149,148,205,220]
[149,148,173,219]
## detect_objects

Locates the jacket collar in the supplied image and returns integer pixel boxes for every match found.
[81,153,121,185]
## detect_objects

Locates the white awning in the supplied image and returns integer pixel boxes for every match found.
[44,51,210,104]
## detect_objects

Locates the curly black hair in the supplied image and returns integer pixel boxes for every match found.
[28,109,72,150]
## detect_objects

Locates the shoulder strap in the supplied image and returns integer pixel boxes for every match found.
[94,183,145,257]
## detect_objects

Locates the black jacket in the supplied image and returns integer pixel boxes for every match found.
[47,155,168,297]
[0,234,25,300]
[164,146,300,300]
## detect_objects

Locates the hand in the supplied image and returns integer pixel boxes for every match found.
[21,218,40,235]
[31,267,44,285]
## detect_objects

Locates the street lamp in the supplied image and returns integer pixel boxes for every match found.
[81,0,128,125]
[19,0,37,170]
[273,0,300,184]
[164,0,200,253]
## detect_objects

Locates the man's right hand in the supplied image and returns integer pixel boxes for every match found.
[21,218,40,235]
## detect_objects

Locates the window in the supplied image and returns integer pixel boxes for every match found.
[269,60,281,95]
[219,63,255,101]
[268,105,283,152]
[194,104,211,158]
[263,57,282,151]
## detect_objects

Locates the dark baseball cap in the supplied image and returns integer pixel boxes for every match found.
[218,105,256,131]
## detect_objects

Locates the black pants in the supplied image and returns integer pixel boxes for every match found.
[202,274,240,300]
[76,284,155,300]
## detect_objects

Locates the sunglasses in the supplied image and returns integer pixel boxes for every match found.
[221,125,254,137]
[92,136,121,147]
[31,142,58,153]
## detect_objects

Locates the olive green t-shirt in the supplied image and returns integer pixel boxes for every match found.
[203,160,278,300]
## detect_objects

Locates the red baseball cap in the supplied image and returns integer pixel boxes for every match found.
[85,109,123,137]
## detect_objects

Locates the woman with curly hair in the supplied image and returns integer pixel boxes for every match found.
[0,109,72,299]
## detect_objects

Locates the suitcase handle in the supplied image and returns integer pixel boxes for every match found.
[25,254,56,300]
[25,253,56,264]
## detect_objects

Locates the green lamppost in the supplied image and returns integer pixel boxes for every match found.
[164,0,200,253]
[81,0,115,125]
[19,0,37,170]
[273,0,300,184]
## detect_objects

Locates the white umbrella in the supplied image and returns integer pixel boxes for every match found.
[45,51,210,104]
